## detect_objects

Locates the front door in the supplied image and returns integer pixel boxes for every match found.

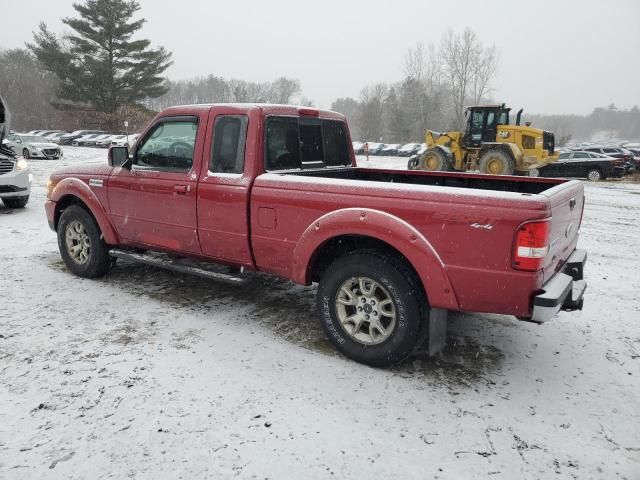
[108,116,201,254]
[464,109,485,148]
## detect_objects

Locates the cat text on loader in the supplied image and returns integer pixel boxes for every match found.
[407,104,559,175]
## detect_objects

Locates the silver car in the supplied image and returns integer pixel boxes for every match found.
[4,133,63,159]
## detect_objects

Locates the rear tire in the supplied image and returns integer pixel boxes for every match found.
[2,196,29,208]
[479,149,515,175]
[57,205,111,278]
[317,251,425,367]
[586,169,602,181]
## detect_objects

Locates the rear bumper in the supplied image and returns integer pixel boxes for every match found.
[530,249,587,323]
[611,166,626,177]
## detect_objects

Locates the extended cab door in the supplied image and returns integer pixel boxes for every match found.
[196,108,254,264]
[108,116,202,253]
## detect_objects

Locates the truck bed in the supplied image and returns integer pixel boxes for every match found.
[283,166,565,194]
[251,166,584,317]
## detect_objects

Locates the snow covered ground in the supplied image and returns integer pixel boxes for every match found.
[1,147,639,479]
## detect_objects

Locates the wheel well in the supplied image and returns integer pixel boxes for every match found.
[308,235,427,299]
[54,195,92,230]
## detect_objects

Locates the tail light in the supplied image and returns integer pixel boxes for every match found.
[513,219,550,271]
[612,159,624,166]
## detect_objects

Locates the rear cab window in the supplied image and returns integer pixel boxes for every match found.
[265,116,351,171]
[210,115,248,174]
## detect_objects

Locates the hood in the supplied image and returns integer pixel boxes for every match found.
[51,163,113,178]
[29,142,59,149]
[0,94,10,143]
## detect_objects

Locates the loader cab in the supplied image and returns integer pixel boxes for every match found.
[463,105,510,148]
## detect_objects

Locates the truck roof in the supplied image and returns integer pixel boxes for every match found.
[160,103,346,121]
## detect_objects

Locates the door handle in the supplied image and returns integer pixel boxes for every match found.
[173,185,188,195]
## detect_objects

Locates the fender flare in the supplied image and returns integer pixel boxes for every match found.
[50,177,120,245]
[291,208,459,310]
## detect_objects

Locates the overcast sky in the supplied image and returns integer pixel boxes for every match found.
[1,0,639,115]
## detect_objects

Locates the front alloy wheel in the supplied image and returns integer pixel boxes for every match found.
[65,220,92,264]
[57,205,112,278]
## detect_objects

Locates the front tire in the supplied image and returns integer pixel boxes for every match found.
[22,148,30,159]
[479,149,515,175]
[421,149,453,171]
[317,251,425,367]
[57,205,111,278]
[2,196,29,208]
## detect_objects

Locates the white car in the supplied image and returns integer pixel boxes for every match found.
[112,133,140,148]
[96,134,126,148]
[1,96,31,208]
[4,132,63,159]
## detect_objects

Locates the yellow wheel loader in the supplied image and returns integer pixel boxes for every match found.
[407,104,559,175]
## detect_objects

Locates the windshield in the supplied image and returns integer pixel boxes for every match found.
[21,135,49,142]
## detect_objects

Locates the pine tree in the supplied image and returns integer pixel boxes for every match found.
[27,0,172,112]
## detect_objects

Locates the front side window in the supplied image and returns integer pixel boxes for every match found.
[574,152,588,159]
[136,118,198,171]
[210,115,248,174]
[265,117,350,171]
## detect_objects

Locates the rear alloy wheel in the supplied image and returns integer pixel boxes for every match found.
[586,169,602,181]
[57,205,112,278]
[479,149,515,175]
[22,148,30,159]
[317,251,425,367]
[528,168,540,177]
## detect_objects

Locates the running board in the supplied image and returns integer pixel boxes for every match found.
[109,249,249,285]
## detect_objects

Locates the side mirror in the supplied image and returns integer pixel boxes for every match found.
[108,146,131,168]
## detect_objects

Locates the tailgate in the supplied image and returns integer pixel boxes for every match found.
[541,180,585,282]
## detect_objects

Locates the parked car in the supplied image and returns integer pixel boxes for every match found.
[72,133,106,146]
[620,147,640,170]
[3,133,63,159]
[397,143,422,156]
[96,134,126,148]
[111,133,140,148]
[45,103,587,367]
[79,134,116,147]
[45,132,68,143]
[381,144,400,156]
[0,95,31,208]
[59,130,105,145]
[534,150,625,181]
[581,146,635,174]
[352,141,364,154]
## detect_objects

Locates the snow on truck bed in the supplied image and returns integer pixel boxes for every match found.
[1,147,639,479]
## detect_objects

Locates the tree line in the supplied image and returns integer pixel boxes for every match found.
[0,0,638,143]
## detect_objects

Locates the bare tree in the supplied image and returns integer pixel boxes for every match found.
[439,27,498,128]
[358,83,388,141]
[403,41,427,80]
[470,44,498,105]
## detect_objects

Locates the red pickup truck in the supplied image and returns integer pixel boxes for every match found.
[46,104,587,367]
